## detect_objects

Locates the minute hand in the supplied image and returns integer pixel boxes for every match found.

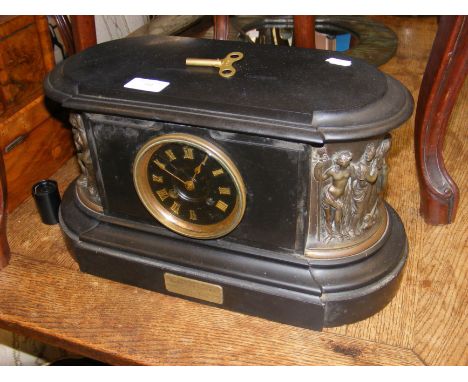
[155,161,188,185]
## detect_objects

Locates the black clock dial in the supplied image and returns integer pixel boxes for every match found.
[133,133,246,239]
[147,142,237,225]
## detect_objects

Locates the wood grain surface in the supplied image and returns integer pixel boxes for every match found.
[0,253,423,366]
[0,16,466,366]
[0,16,54,119]
[0,150,9,269]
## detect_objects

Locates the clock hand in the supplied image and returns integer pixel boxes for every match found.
[155,160,190,186]
[191,155,209,182]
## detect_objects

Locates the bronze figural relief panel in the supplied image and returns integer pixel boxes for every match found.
[69,113,103,212]
[306,136,391,259]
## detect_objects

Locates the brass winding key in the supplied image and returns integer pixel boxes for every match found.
[186,52,244,78]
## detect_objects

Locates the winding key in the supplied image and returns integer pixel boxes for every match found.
[185,51,244,78]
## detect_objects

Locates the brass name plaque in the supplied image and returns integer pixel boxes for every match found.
[164,273,223,305]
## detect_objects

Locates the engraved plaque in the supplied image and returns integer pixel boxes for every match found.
[164,273,223,305]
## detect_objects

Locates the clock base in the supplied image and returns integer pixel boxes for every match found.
[60,182,407,330]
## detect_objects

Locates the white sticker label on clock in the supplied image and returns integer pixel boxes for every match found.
[124,77,170,93]
[325,58,352,67]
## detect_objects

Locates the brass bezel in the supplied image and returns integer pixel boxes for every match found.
[133,133,246,239]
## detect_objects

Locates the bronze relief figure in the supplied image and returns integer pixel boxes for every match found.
[313,138,392,244]
[314,149,353,241]
[69,113,102,210]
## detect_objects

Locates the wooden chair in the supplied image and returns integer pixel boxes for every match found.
[52,15,97,55]
[415,15,467,225]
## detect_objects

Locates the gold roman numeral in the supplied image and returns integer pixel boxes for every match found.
[165,149,176,161]
[212,168,224,177]
[154,159,166,169]
[156,188,169,201]
[218,186,231,195]
[183,147,194,160]
[189,209,197,221]
[152,174,163,183]
[215,200,229,213]
[170,201,181,215]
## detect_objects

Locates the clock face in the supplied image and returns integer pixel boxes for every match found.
[133,133,246,239]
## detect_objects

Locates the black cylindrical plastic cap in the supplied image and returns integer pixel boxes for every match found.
[32,180,61,225]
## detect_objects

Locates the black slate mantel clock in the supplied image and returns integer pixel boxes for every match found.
[45,36,413,330]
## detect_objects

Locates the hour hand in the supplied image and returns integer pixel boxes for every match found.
[191,155,208,182]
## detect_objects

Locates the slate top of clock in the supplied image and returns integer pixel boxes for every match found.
[44,35,413,144]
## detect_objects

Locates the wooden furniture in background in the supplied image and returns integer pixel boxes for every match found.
[0,15,96,266]
[0,16,75,215]
[213,15,316,48]
[52,15,97,57]
[415,15,467,225]
[213,16,229,40]
[293,16,316,49]
[53,15,74,58]
[0,16,74,265]
[0,16,54,117]
[0,150,9,269]
[70,16,97,53]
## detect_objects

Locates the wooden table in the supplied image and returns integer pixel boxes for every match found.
[0,16,466,366]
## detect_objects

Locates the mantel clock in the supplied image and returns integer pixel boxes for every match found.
[45,36,413,330]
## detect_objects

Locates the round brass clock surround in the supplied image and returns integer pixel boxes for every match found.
[133,133,246,239]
